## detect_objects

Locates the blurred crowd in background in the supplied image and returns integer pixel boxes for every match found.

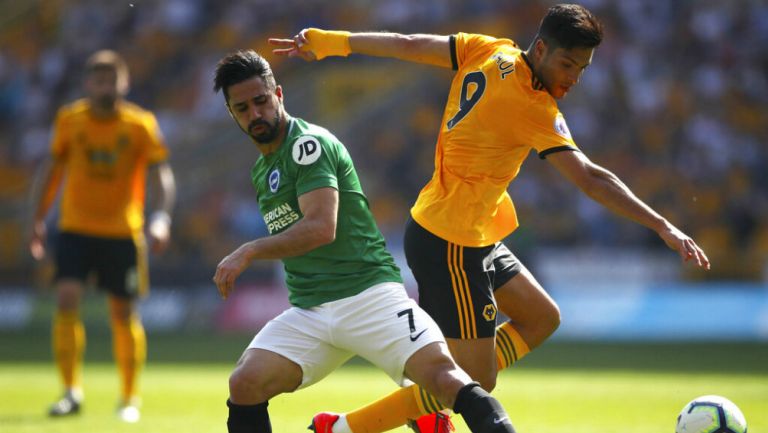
[1,0,767,287]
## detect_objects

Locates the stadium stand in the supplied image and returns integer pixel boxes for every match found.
[1,0,766,286]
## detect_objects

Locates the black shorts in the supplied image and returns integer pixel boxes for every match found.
[404,218,522,339]
[55,231,147,299]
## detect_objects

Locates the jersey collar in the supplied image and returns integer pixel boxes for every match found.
[520,52,547,92]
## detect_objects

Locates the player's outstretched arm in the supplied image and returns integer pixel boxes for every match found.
[213,187,339,299]
[269,28,452,68]
[546,150,710,269]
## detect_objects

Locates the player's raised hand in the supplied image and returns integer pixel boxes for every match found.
[269,29,317,61]
[658,224,710,270]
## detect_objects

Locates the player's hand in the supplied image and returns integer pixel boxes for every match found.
[29,220,47,260]
[268,29,317,61]
[148,211,171,254]
[658,224,710,270]
[213,244,252,300]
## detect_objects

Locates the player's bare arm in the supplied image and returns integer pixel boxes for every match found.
[147,162,176,254]
[269,29,452,68]
[546,150,710,269]
[28,157,66,260]
[213,186,339,299]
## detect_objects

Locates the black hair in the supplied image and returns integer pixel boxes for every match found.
[213,50,277,101]
[536,4,603,50]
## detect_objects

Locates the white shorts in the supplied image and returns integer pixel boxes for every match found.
[247,282,445,388]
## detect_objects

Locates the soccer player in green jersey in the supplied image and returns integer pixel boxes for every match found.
[212,49,520,433]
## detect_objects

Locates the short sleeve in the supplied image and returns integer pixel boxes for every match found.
[49,109,68,160]
[453,33,517,71]
[526,104,579,159]
[142,112,169,164]
[290,135,339,196]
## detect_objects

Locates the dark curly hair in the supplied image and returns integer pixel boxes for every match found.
[213,50,277,101]
[536,4,603,50]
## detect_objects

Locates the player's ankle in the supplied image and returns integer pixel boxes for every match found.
[64,387,84,402]
[332,414,352,433]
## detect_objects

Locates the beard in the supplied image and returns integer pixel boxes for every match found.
[93,94,117,111]
[248,111,282,144]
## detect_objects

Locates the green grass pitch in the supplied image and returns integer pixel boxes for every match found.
[0,338,766,433]
[4,292,763,432]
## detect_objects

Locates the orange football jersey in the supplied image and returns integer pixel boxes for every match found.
[50,99,169,238]
[411,33,578,247]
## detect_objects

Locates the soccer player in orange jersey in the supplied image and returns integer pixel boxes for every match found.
[29,50,176,423]
[271,4,710,433]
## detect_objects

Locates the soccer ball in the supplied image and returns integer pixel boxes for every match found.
[675,395,747,433]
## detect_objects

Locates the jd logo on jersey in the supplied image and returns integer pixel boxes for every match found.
[292,136,321,165]
[483,303,497,321]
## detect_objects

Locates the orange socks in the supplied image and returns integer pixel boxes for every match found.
[495,321,531,370]
[345,322,531,433]
[346,384,432,433]
[52,310,85,390]
[110,300,146,402]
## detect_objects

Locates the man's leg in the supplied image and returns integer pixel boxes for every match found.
[406,256,556,432]
[227,348,303,433]
[108,296,145,421]
[361,264,559,395]
[96,235,148,422]
[50,278,86,416]
[324,252,560,432]
[341,316,538,433]
[329,342,514,433]
[405,342,516,433]
[330,222,507,432]
[494,266,560,369]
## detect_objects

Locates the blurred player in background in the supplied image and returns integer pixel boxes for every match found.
[271,3,710,432]
[212,49,518,433]
[29,49,176,423]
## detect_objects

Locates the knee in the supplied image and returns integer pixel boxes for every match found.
[56,283,81,311]
[476,371,497,393]
[109,301,136,324]
[459,361,497,392]
[424,364,465,407]
[528,299,561,342]
[229,365,290,405]
[546,302,562,335]
[57,299,78,313]
[229,368,265,404]
[428,364,496,407]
